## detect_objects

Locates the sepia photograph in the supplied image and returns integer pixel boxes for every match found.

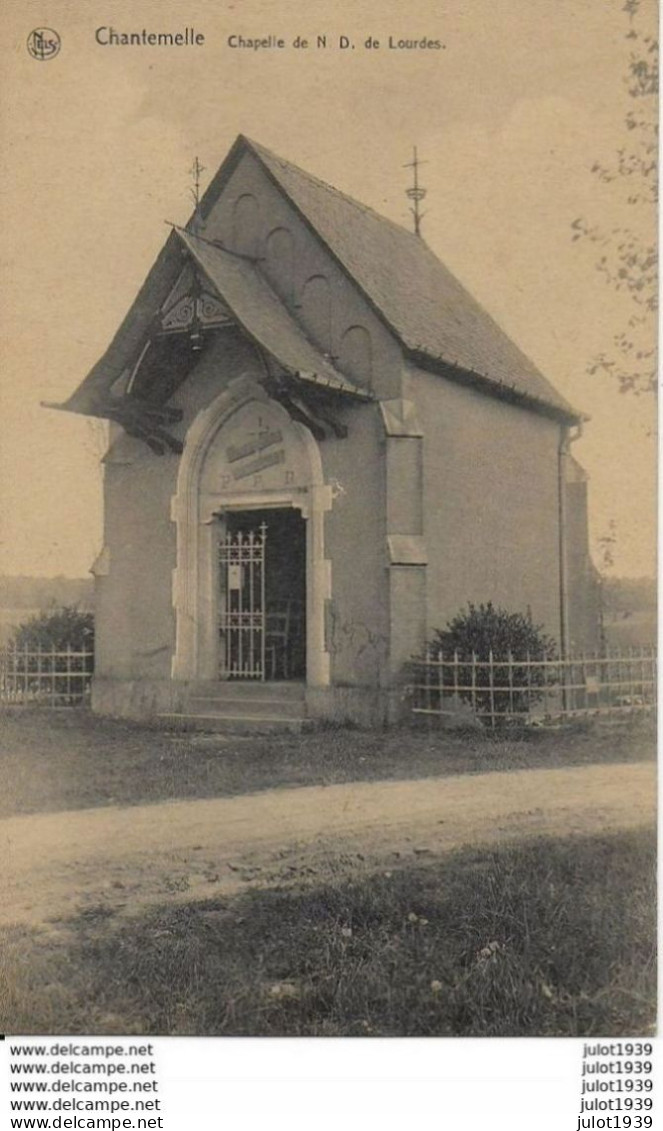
[0,0,657,1054]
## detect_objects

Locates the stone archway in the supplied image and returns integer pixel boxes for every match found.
[171,375,332,686]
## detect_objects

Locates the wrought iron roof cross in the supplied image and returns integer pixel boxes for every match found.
[404,147,428,237]
[189,156,206,209]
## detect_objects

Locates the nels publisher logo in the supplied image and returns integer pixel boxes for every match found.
[27,27,61,60]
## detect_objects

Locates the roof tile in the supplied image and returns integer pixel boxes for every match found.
[246,137,578,419]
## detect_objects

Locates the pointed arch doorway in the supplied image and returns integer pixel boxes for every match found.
[171,377,332,687]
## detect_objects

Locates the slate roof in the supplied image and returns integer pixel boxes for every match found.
[240,138,578,420]
[60,134,580,423]
[58,231,183,415]
[177,229,367,397]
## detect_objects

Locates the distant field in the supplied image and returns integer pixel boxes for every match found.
[0,609,43,645]
[604,610,656,650]
[0,575,94,644]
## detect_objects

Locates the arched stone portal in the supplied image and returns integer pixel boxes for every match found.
[171,375,332,686]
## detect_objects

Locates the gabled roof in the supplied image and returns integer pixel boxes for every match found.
[59,134,580,424]
[177,229,366,397]
[57,225,367,419]
[235,137,578,421]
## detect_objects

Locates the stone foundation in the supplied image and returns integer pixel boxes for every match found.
[91,678,185,720]
[91,677,405,727]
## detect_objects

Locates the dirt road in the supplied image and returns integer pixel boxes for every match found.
[1,761,655,930]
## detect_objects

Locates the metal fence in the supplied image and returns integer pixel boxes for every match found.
[407,647,657,728]
[0,645,94,706]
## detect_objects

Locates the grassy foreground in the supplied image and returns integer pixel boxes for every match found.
[2,828,655,1037]
[0,708,655,817]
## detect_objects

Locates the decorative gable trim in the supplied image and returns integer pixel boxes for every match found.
[160,262,235,335]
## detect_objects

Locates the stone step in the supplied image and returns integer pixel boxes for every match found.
[189,694,305,717]
[187,680,305,701]
[158,711,306,734]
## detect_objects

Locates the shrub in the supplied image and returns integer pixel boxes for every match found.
[10,606,94,652]
[6,607,94,703]
[428,602,557,720]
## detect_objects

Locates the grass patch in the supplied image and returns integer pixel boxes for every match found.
[0,708,655,817]
[1,829,655,1037]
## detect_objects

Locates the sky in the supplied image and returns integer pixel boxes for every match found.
[0,0,657,578]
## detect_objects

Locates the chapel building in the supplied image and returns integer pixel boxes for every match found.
[58,135,597,726]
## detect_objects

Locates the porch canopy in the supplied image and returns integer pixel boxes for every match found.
[48,226,371,452]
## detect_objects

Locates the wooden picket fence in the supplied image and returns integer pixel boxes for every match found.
[407,647,657,728]
[0,644,94,706]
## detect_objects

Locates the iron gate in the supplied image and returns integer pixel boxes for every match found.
[218,522,267,679]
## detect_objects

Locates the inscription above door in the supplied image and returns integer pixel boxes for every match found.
[200,400,308,497]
